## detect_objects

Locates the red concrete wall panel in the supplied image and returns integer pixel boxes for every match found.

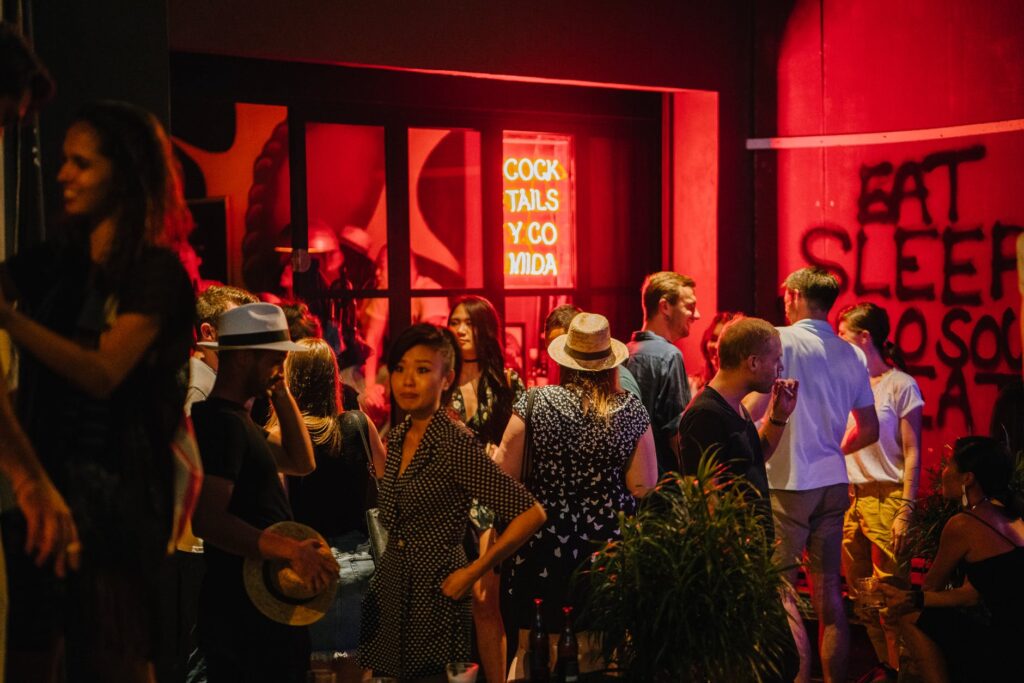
[776,0,1024,465]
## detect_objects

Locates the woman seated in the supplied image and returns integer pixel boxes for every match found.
[879,436,1024,683]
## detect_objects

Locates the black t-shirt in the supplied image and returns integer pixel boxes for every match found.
[287,411,372,539]
[192,397,293,607]
[2,243,193,567]
[678,386,773,542]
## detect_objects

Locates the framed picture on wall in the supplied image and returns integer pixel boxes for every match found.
[504,322,526,379]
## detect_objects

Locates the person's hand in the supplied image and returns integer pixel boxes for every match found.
[878,583,915,614]
[15,476,80,577]
[288,538,339,593]
[768,378,799,423]
[891,507,912,556]
[441,565,477,601]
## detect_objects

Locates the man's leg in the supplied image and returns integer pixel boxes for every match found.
[842,492,891,665]
[807,484,851,683]
[771,489,814,683]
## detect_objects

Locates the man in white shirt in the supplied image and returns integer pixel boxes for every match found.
[746,267,878,683]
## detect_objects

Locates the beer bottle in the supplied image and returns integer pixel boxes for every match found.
[555,606,580,683]
[528,598,550,682]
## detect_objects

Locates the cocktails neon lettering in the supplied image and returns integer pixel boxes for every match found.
[507,221,558,245]
[504,188,560,213]
[508,252,558,276]
[503,157,562,182]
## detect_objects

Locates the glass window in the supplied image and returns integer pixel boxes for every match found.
[301,122,388,294]
[408,128,483,289]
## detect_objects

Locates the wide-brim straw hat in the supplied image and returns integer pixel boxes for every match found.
[198,302,307,352]
[243,521,338,626]
[547,312,629,372]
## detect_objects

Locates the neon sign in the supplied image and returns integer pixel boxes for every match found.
[503,133,575,287]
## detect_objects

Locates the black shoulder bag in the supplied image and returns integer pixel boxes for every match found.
[351,410,389,564]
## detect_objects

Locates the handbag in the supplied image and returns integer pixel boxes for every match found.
[352,410,389,563]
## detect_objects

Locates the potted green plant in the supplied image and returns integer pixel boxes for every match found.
[581,455,793,682]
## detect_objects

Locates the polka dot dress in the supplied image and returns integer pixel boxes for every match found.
[359,409,536,678]
[508,385,650,629]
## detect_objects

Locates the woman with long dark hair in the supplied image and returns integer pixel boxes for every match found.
[0,101,195,682]
[359,324,545,681]
[688,310,740,396]
[836,302,923,679]
[273,337,387,653]
[447,295,526,682]
[880,437,1024,682]
[495,313,657,676]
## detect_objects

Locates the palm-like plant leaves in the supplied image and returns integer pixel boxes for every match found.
[581,453,792,682]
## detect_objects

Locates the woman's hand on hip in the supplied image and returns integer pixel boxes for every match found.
[441,565,478,601]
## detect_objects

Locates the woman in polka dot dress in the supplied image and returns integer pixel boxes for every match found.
[494,313,657,673]
[358,324,545,680]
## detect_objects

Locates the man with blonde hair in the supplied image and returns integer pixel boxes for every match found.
[625,271,700,474]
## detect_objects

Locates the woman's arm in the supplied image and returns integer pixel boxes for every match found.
[921,514,971,591]
[625,427,657,497]
[441,502,546,600]
[264,380,315,476]
[892,406,923,556]
[0,390,79,576]
[493,414,526,480]
[0,302,158,398]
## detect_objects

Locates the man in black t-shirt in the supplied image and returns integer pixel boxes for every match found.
[191,303,337,683]
[678,317,798,541]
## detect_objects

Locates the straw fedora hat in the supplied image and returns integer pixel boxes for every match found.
[198,302,307,352]
[546,312,629,372]
[243,521,338,626]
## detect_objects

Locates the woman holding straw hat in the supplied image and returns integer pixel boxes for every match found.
[494,312,657,675]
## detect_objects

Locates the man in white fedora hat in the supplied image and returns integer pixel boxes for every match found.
[190,302,338,682]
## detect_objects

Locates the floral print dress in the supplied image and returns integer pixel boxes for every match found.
[507,385,649,629]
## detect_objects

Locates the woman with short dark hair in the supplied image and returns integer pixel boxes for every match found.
[359,324,545,680]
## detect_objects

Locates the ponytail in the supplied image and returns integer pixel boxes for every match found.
[881,340,907,371]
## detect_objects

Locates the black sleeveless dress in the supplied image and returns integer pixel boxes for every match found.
[916,511,1024,682]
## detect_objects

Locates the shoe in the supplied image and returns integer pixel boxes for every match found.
[853,662,898,683]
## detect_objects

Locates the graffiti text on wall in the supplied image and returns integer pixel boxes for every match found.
[800,145,1022,432]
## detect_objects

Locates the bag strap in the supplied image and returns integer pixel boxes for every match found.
[351,410,379,493]
[521,388,536,487]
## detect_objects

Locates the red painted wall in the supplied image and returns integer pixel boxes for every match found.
[771,0,1024,465]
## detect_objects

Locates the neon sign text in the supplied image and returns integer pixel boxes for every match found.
[503,157,563,182]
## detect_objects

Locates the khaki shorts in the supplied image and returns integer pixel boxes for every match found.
[771,483,850,584]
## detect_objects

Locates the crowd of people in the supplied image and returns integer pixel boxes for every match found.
[1,20,1022,683]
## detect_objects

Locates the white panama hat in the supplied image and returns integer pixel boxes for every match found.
[197,302,307,352]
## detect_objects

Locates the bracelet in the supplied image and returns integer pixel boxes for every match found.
[768,415,788,427]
